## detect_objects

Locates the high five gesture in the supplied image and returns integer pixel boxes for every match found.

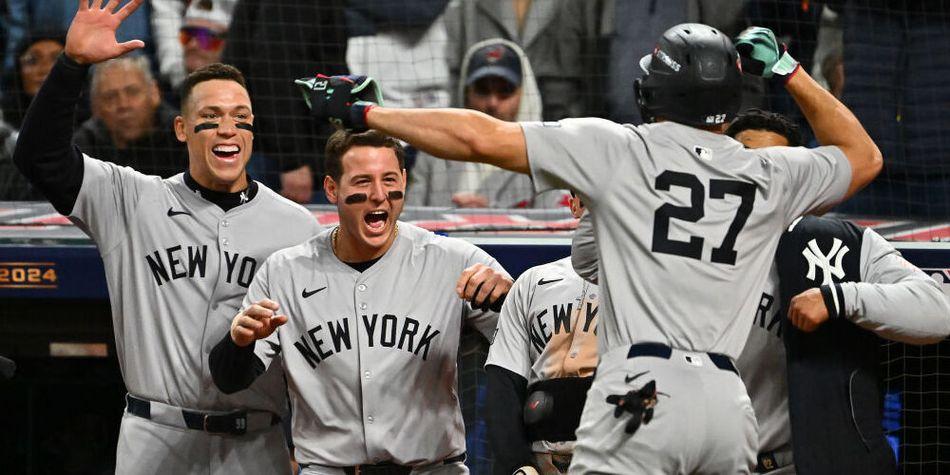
[65,0,145,64]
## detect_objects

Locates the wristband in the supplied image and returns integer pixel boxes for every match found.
[819,283,845,320]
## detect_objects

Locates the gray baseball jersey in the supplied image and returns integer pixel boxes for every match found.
[734,266,788,460]
[69,155,320,413]
[486,256,600,455]
[571,208,789,461]
[523,119,851,360]
[245,222,504,466]
[574,210,950,470]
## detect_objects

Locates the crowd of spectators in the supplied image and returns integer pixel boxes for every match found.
[0,0,947,218]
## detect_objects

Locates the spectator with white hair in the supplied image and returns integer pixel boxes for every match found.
[73,56,184,178]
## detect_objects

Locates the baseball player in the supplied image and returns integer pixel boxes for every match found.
[12,2,320,473]
[208,129,512,474]
[300,23,884,472]
[777,215,950,474]
[572,109,950,473]
[485,193,599,475]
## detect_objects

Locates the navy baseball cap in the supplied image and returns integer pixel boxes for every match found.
[465,43,522,88]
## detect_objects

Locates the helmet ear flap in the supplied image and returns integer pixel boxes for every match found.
[633,78,655,124]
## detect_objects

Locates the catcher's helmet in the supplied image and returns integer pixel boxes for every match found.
[634,23,742,127]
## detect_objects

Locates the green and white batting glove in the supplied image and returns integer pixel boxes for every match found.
[294,74,384,131]
[735,26,800,80]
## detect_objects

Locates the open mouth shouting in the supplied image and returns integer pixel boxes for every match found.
[212,143,241,163]
[364,209,390,233]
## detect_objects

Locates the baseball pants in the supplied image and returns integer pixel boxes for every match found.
[570,343,758,474]
[115,411,292,474]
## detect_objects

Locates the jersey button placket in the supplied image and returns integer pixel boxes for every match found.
[219,219,231,248]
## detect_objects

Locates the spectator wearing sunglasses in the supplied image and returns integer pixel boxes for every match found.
[180,0,231,75]
[409,39,567,209]
[151,0,236,92]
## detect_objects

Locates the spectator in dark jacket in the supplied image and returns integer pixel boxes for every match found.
[222,0,348,203]
[0,31,68,200]
[1,30,67,131]
[73,56,184,178]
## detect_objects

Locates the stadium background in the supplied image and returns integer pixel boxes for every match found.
[1,0,949,473]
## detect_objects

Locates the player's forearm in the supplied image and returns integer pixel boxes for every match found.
[836,279,950,345]
[785,69,882,198]
[366,107,529,173]
[485,365,537,474]
[209,332,265,394]
[12,53,86,214]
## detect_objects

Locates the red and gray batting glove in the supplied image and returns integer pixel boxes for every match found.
[295,74,384,132]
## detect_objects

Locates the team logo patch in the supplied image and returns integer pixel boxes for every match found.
[484,46,505,63]
[683,354,703,367]
[693,146,712,160]
[802,238,849,285]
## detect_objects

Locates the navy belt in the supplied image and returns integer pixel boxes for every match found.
[125,394,280,435]
[627,343,738,375]
[302,453,466,475]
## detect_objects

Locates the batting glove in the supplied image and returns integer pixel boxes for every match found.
[295,74,384,132]
[735,26,800,81]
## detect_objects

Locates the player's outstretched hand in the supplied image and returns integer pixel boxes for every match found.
[294,74,384,132]
[65,0,145,65]
[230,299,288,347]
[456,263,512,312]
[787,288,830,332]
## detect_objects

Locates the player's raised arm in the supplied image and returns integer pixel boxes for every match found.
[12,0,145,214]
[735,27,882,199]
[294,75,529,174]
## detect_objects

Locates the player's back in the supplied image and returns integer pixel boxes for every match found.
[602,121,848,358]
[523,118,850,359]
